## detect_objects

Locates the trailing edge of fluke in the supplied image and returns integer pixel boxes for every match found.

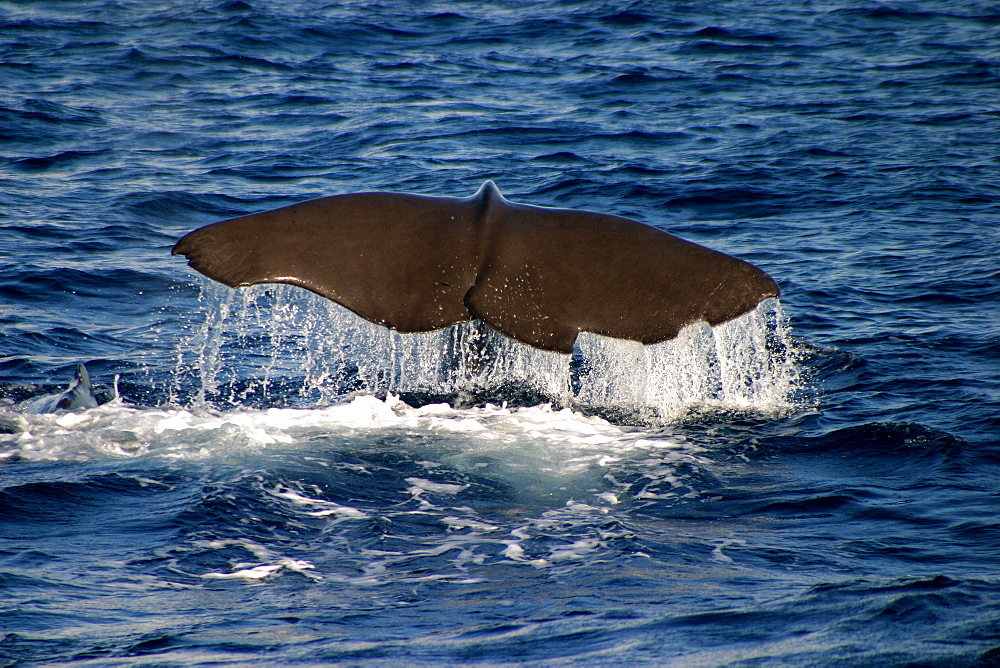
[172,181,779,354]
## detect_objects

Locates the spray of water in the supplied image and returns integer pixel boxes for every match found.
[172,283,804,421]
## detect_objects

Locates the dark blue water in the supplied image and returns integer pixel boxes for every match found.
[2,1,999,665]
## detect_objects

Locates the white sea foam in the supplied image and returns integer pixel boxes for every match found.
[0,394,665,466]
[2,384,729,578]
[190,539,320,581]
[405,477,469,495]
[265,485,369,518]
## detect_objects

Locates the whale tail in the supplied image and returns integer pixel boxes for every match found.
[173,181,779,353]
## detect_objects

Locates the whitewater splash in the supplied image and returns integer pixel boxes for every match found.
[0,395,715,580]
[170,283,804,420]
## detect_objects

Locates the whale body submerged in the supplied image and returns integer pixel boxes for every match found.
[23,363,100,413]
[173,181,779,354]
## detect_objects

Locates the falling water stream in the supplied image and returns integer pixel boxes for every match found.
[173,283,804,422]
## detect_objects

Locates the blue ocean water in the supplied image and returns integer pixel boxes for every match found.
[2,0,999,665]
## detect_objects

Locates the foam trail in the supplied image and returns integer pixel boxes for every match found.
[173,283,802,419]
[0,396,716,578]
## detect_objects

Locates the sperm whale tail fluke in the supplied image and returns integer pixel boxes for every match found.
[173,181,779,353]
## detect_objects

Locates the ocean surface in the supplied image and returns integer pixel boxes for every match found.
[1,0,998,665]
